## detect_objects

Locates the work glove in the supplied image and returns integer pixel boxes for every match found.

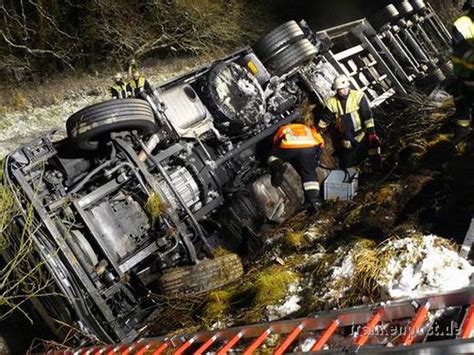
[368,133,382,172]
[317,120,329,133]
[269,159,288,187]
[368,133,381,149]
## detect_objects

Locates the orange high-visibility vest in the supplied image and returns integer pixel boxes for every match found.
[274,124,324,149]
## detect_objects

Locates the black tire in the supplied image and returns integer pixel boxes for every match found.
[253,21,304,64]
[266,38,317,77]
[370,4,400,30]
[410,0,426,12]
[66,98,156,150]
[397,1,414,17]
[160,253,244,295]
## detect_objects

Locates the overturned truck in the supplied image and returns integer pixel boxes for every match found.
[1,0,452,344]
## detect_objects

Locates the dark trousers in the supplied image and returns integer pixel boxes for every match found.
[338,137,369,169]
[454,81,474,126]
[271,146,321,204]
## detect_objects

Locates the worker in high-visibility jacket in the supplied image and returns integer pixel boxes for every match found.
[111,73,129,99]
[450,0,474,143]
[268,123,324,215]
[319,74,381,170]
[127,70,153,97]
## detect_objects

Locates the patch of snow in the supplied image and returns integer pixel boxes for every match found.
[305,252,326,264]
[0,94,106,155]
[293,336,317,352]
[264,236,279,246]
[265,283,302,321]
[321,251,355,303]
[304,228,321,242]
[379,235,473,299]
[210,317,235,331]
[0,57,209,157]
[266,295,301,322]
[210,320,225,330]
[315,233,472,305]
[331,253,355,279]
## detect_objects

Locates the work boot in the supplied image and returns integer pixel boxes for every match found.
[306,201,321,215]
[304,189,321,215]
[269,159,288,187]
[369,153,382,173]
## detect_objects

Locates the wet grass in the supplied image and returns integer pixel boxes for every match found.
[202,266,299,325]
[283,230,308,251]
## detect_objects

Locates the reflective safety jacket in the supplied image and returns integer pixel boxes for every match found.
[320,89,374,149]
[273,124,324,149]
[451,14,474,80]
[111,83,128,99]
[127,77,152,97]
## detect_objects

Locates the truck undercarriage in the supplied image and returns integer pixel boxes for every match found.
[0,0,456,344]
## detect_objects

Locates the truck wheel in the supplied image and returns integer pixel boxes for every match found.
[205,62,266,135]
[411,0,426,12]
[160,253,244,296]
[397,1,414,17]
[66,98,156,150]
[370,4,400,30]
[253,20,304,63]
[266,38,318,77]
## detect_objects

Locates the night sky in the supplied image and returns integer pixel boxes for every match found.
[269,0,399,30]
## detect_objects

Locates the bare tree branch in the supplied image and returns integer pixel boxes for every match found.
[19,0,29,39]
[0,30,73,69]
[27,0,79,40]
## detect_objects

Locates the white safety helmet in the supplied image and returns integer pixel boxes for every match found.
[114,73,123,81]
[332,74,351,90]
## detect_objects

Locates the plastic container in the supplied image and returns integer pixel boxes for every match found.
[323,168,359,201]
